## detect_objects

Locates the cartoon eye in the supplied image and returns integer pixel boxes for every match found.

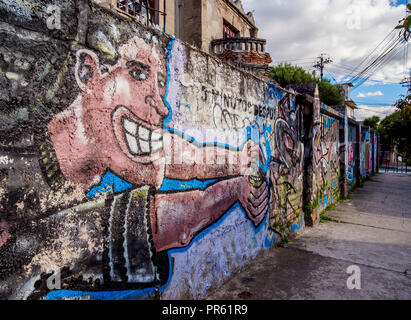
[129,68,149,81]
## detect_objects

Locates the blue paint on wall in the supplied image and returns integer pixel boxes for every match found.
[159,178,218,192]
[87,172,133,198]
[291,215,304,233]
[264,234,275,248]
[267,81,283,100]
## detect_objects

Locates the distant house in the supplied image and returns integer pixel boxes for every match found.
[99,0,271,76]
[334,83,358,120]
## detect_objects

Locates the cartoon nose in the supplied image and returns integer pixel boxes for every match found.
[145,95,169,119]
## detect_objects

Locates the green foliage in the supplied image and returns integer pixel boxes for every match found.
[312,197,319,210]
[269,64,314,87]
[318,80,345,106]
[320,212,340,223]
[278,234,290,247]
[378,103,411,164]
[319,203,344,223]
[268,63,345,106]
[363,116,380,129]
[395,4,411,41]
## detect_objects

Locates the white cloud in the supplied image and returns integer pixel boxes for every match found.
[241,0,410,85]
[355,105,396,121]
[356,90,384,97]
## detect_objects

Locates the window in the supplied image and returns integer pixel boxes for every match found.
[223,21,238,38]
[117,0,158,25]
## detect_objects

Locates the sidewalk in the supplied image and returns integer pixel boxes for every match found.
[205,173,411,300]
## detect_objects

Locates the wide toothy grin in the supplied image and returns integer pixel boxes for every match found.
[122,117,163,156]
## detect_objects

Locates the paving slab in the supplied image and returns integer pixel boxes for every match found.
[205,247,411,300]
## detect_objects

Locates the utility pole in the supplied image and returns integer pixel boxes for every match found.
[313,53,333,80]
[400,74,411,102]
[400,75,411,92]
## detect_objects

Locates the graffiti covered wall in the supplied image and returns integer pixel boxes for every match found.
[360,125,371,179]
[346,123,358,190]
[0,1,307,300]
[310,98,340,221]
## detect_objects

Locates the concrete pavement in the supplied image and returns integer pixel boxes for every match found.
[205,173,411,300]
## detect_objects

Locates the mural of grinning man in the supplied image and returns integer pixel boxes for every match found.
[46,35,270,292]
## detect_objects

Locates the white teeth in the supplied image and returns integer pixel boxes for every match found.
[122,116,162,156]
[151,130,162,141]
[139,126,150,141]
[140,140,150,153]
[126,133,139,154]
[151,141,163,153]
[124,118,137,135]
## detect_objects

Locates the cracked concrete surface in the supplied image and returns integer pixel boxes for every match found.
[205,173,411,300]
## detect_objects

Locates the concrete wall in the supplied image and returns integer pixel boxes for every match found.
[311,105,340,219]
[343,118,378,191]
[346,122,359,190]
[0,0,306,300]
[359,125,378,180]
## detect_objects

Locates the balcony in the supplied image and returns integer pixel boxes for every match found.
[211,37,267,54]
[211,37,272,77]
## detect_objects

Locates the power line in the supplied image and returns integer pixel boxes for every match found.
[350,38,400,82]
[325,69,337,83]
[332,63,358,72]
[351,41,406,89]
[345,28,397,79]
[350,39,404,88]
[270,57,317,63]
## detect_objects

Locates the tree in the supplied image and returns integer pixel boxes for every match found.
[395,3,411,41]
[377,105,411,165]
[317,79,345,106]
[363,116,380,129]
[268,63,345,106]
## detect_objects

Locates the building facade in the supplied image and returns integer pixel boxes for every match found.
[100,0,271,76]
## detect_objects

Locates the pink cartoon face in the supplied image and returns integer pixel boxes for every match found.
[48,37,169,188]
[108,52,168,164]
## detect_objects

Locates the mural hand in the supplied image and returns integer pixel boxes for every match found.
[239,174,269,227]
[240,139,265,176]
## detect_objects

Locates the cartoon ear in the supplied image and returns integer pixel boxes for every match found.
[75,49,100,92]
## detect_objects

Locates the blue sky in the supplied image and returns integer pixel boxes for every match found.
[391,0,409,6]
[241,0,410,120]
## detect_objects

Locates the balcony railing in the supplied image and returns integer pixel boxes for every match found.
[115,0,167,31]
[211,37,267,55]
